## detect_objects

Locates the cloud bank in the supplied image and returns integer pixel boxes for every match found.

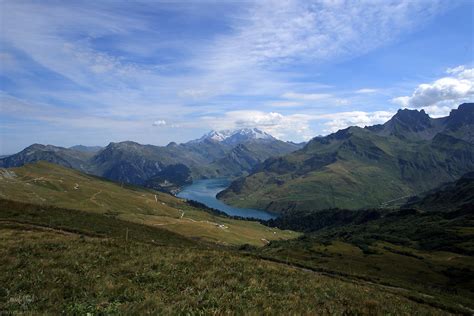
[393,65,473,117]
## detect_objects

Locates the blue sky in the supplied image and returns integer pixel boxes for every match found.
[1,0,473,154]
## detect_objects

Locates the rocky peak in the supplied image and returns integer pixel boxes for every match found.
[446,103,474,129]
[391,108,432,128]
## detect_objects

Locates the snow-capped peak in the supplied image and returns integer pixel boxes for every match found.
[207,130,230,142]
[189,128,275,144]
[231,128,273,140]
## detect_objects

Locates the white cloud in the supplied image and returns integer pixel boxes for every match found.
[356,88,378,94]
[446,65,473,79]
[318,111,394,133]
[178,89,210,99]
[282,92,332,101]
[417,104,455,118]
[267,101,303,107]
[392,65,474,111]
[334,99,350,106]
[152,120,167,126]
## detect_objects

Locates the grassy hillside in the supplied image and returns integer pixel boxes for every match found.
[254,203,474,314]
[241,173,474,313]
[219,105,474,213]
[0,162,295,246]
[1,164,471,314]
[0,212,452,314]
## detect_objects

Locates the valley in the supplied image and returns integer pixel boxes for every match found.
[2,2,473,314]
[1,104,473,314]
[1,164,472,314]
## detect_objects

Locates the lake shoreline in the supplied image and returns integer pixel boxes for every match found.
[177,178,278,220]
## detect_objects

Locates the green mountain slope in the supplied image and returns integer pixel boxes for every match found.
[0,144,95,173]
[404,172,474,212]
[218,103,474,212]
[89,140,211,185]
[0,162,295,246]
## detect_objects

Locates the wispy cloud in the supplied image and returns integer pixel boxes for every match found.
[267,101,303,108]
[0,0,458,151]
[205,0,446,68]
[356,88,378,94]
[282,92,332,101]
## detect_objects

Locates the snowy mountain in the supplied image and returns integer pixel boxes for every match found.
[190,128,275,145]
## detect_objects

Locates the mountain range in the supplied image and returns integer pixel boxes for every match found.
[2,104,473,212]
[1,105,473,315]
[0,128,302,192]
[217,103,474,213]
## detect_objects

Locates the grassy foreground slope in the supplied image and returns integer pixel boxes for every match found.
[257,220,474,313]
[0,217,449,314]
[0,164,469,314]
[0,162,295,246]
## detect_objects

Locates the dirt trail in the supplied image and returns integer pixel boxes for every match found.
[89,190,103,206]
[380,194,413,206]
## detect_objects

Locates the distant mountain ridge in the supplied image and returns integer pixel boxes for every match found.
[0,129,303,191]
[69,145,103,153]
[0,144,95,173]
[218,103,474,213]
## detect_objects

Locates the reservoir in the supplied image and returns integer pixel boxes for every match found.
[177,178,277,220]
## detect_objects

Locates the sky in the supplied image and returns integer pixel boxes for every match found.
[0,0,473,154]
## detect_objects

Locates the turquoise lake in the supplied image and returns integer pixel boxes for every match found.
[177,178,277,220]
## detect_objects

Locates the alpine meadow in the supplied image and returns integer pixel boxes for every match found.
[0,1,473,315]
